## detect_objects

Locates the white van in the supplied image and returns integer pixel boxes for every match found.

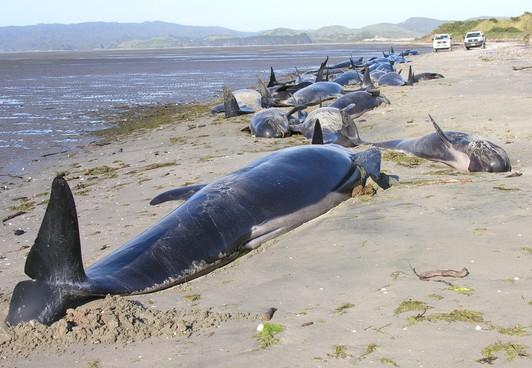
[433,34,452,52]
[464,31,486,50]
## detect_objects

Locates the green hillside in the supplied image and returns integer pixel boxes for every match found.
[430,12,532,40]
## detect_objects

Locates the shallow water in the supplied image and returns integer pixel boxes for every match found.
[0,44,428,175]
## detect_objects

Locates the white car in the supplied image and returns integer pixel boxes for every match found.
[464,31,486,50]
[433,34,452,52]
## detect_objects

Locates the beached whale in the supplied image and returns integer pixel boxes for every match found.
[243,106,306,138]
[211,86,266,117]
[350,114,511,172]
[287,81,344,106]
[6,132,396,326]
[330,90,390,115]
[289,105,360,146]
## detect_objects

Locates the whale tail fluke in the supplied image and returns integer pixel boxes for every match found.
[6,176,89,326]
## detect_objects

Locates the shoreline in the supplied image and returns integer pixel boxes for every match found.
[0,41,432,56]
[0,43,433,179]
[1,42,532,367]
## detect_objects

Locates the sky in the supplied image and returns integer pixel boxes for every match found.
[1,0,530,32]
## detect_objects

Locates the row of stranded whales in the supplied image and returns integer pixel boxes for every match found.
[6,124,396,326]
[6,46,511,326]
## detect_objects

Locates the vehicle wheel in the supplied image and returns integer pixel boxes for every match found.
[466,47,470,50]
[435,49,438,53]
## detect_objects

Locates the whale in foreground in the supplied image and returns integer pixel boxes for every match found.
[6,128,396,326]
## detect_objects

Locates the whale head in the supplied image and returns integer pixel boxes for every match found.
[467,139,512,172]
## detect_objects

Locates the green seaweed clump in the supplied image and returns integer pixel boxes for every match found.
[394,300,430,315]
[446,284,474,295]
[382,151,424,168]
[359,343,378,359]
[9,198,36,212]
[335,303,355,314]
[521,247,532,254]
[84,165,119,178]
[183,294,201,302]
[328,345,349,359]
[256,323,284,349]
[477,342,529,363]
[428,309,484,323]
[408,309,484,326]
[495,325,529,337]
[380,357,399,367]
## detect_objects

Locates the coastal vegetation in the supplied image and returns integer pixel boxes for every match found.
[430,12,532,41]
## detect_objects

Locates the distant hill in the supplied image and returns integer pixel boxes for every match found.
[398,17,448,35]
[0,17,445,52]
[0,21,253,51]
[429,12,532,40]
[264,18,446,43]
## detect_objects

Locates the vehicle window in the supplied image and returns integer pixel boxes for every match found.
[435,35,449,40]
[467,32,481,37]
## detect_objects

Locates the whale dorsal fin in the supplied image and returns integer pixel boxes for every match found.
[428,114,452,147]
[223,86,242,118]
[268,66,277,87]
[316,56,329,82]
[150,184,207,205]
[256,78,273,108]
[407,65,414,85]
[312,120,324,144]
[25,176,86,283]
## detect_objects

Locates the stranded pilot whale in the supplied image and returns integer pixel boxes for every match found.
[350,114,511,172]
[6,130,396,326]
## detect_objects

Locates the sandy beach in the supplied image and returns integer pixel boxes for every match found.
[1,42,532,367]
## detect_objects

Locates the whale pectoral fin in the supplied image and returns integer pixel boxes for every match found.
[428,114,452,147]
[353,148,399,190]
[150,184,207,205]
[241,126,251,133]
[373,173,400,190]
[243,227,288,250]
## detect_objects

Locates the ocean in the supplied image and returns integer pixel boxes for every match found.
[0,44,428,176]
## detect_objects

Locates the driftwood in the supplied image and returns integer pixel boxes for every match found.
[41,150,68,158]
[412,267,469,280]
[512,65,532,71]
[2,211,26,223]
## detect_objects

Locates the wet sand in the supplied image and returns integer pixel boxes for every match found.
[1,42,532,367]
